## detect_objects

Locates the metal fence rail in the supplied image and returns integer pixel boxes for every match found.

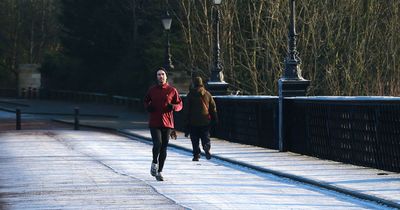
[175,96,279,149]
[0,88,16,97]
[177,96,400,172]
[287,97,400,172]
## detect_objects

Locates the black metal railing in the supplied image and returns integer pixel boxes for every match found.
[286,97,400,172]
[0,88,143,110]
[175,96,279,149]
[176,95,400,172]
[0,88,16,97]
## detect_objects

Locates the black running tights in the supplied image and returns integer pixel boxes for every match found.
[150,127,171,172]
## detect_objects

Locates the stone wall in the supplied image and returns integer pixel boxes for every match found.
[18,64,41,97]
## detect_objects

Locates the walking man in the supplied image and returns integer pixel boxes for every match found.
[144,67,183,181]
[184,76,218,161]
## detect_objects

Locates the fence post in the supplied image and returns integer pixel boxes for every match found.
[16,108,21,130]
[74,107,79,130]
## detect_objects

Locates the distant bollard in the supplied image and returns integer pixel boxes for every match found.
[16,109,21,130]
[74,107,79,130]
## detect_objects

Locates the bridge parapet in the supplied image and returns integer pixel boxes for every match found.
[175,95,279,149]
[176,95,400,172]
[286,96,400,172]
[40,89,143,110]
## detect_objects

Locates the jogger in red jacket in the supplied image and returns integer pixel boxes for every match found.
[144,67,182,181]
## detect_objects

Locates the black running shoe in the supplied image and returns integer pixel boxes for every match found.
[156,172,164,181]
[150,163,158,176]
[205,151,211,160]
[192,154,200,161]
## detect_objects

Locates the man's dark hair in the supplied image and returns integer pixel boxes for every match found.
[155,67,167,78]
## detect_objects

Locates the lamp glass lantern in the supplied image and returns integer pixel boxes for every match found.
[161,12,172,30]
[213,0,222,5]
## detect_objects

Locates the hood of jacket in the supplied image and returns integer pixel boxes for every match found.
[190,86,206,96]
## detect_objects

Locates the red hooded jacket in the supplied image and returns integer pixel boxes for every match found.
[144,83,183,128]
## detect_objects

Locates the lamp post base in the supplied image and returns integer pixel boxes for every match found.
[278,78,310,97]
[278,78,310,152]
[206,81,229,96]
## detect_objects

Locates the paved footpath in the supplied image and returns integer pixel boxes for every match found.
[0,130,186,209]
[1,98,400,209]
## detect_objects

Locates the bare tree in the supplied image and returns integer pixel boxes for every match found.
[0,0,60,90]
[174,0,400,96]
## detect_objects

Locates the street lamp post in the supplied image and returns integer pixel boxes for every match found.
[278,0,310,152]
[283,0,302,79]
[207,0,228,95]
[161,11,174,72]
[211,0,223,82]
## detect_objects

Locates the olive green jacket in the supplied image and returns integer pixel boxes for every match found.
[184,87,217,126]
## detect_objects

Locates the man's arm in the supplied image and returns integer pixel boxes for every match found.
[209,94,218,124]
[170,89,183,112]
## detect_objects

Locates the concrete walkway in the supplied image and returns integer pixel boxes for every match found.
[0,130,187,210]
[1,98,399,209]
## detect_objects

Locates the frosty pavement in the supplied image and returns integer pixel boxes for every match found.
[0,130,393,209]
[0,131,184,210]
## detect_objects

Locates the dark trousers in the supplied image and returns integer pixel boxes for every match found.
[150,127,171,172]
[190,126,211,156]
